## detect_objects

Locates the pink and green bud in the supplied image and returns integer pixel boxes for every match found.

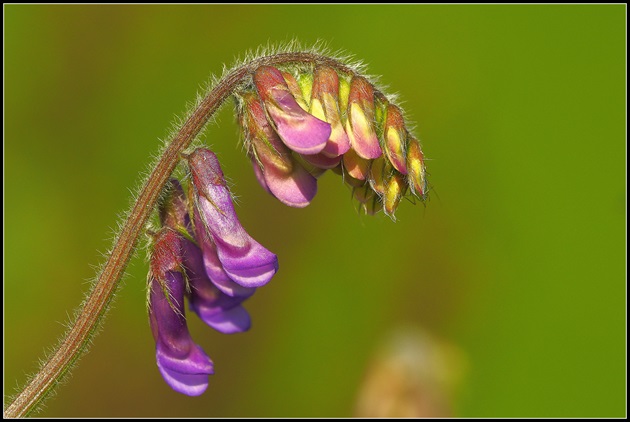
[241,91,318,207]
[384,104,408,174]
[254,65,331,155]
[187,148,278,288]
[342,148,371,181]
[345,76,383,160]
[309,66,351,158]
[148,228,214,396]
[406,136,428,199]
[343,168,368,189]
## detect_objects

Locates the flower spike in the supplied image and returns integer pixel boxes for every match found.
[238,63,428,218]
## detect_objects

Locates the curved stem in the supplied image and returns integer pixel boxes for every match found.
[4,52,355,418]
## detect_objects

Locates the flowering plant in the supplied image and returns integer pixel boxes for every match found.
[5,44,428,416]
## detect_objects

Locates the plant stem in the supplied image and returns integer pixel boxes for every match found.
[4,52,355,418]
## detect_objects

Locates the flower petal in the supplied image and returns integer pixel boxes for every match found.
[258,158,318,207]
[156,343,214,396]
[193,305,251,334]
[191,207,257,297]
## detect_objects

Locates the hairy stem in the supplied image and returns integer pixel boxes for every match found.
[4,52,356,418]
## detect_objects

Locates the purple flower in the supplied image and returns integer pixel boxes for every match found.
[148,228,214,396]
[254,65,331,155]
[161,178,255,330]
[240,91,318,207]
[187,148,279,288]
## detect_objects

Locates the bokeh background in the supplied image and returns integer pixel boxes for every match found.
[4,5,626,417]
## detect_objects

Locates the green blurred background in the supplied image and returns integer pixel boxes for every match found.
[4,5,626,417]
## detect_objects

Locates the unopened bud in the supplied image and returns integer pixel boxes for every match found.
[384,172,406,219]
[368,156,387,196]
[345,76,383,160]
[406,136,427,199]
[343,148,371,181]
[310,66,351,158]
[384,104,408,174]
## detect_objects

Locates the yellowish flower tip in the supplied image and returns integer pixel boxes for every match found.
[384,173,406,219]
[406,136,428,200]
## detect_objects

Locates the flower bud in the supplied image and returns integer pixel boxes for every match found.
[149,228,214,396]
[254,65,331,155]
[187,148,278,288]
[383,172,406,219]
[240,91,318,207]
[343,148,371,181]
[406,136,428,199]
[383,104,408,174]
[345,76,383,160]
[368,156,387,196]
[309,66,351,158]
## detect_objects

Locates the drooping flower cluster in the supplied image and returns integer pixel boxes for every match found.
[148,148,278,396]
[147,61,429,396]
[237,64,428,218]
